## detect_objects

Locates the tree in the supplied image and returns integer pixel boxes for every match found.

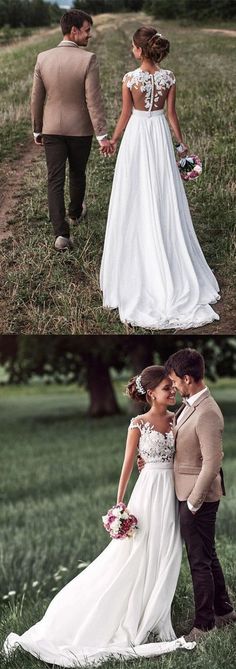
[143,0,236,21]
[0,336,235,417]
[0,0,62,28]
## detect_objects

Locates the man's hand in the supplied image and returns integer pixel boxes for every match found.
[99,138,114,157]
[137,455,145,473]
[33,133,43,146]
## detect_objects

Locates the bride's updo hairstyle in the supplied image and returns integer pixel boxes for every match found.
[126,365,166,404]
[133,26,170,64]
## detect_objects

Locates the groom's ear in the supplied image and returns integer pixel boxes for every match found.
[183,374,191,385]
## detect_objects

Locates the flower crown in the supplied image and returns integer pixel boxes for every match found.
[135,375,146,396]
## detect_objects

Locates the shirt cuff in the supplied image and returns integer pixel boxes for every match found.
[187,500,200,513]
[96,134,108,142]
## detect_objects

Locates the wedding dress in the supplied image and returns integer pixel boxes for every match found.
[4,421,195,667]
[100,67,220,330]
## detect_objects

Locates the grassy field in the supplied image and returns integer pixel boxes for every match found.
[0,380,235,669]
[0,13,235,333]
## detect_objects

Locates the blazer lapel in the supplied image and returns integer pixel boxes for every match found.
[173,388,210,436]
[173,403,185,427]
[174,404,195,435]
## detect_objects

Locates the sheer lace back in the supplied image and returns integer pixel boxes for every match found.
[123,68,176,112]
[129,418,175,464]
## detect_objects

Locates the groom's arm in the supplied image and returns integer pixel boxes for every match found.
[85,54,107,139]
[31,56,46,142]
[188,408,224,510]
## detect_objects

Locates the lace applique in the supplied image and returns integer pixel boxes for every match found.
[123,68,176,112]
[129,418,175,464]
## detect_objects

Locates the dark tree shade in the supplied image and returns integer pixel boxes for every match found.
[0,0,62,28]
[0,336,235,417]
[143,0,236,20]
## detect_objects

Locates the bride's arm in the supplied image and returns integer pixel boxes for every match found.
[166,84,188,151]
[111,84,133,145]
[117,427,140,504]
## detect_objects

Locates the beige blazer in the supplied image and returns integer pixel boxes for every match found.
[31,41,107,137]
[173,389,224,508]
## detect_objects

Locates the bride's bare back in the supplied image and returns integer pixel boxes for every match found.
[123,67,176,112]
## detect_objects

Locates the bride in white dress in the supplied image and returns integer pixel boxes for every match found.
[100,26,220,330]
[4,366,195,667]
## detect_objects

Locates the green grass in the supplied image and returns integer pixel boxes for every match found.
[0,380,235,668]
[0,31,60,162]
[0,13,235,333]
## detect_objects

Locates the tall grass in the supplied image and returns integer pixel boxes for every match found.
[0,381,235,668]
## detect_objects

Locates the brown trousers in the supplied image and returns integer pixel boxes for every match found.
[179,500,233,629]
[43,135,92,238]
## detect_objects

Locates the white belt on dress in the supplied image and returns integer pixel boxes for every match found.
[132,109,165,117]
[142,462,173,470]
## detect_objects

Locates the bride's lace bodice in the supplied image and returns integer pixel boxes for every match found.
[123,68,176,112]
[129,418,175,463]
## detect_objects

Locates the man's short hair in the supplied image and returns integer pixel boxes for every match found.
[60,9,93,35]
[165,348,205,381]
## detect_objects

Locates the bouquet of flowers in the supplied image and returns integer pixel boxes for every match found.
[177,154,202,182]
[102,502,138,539]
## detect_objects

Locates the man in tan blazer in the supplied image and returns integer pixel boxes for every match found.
[165,348,235,642]
[31,9,110,250]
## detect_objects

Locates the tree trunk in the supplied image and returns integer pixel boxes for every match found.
[86,358,120,417]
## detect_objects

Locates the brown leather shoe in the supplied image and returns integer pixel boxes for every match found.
[215,610,236,628]
[184,626,216,643]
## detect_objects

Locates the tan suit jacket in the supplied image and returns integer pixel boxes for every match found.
[31,41,107,137]
[173,389,224,508]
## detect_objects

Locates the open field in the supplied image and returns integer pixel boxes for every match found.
[0,380,236,669]
[0,13,235,334]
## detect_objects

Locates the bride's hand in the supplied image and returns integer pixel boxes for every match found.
[109,140,117,155]
[176,142,189,157]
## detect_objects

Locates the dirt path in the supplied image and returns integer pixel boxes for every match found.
[202,28,236,37]
[0,26,60,54]
[0,139,41,241]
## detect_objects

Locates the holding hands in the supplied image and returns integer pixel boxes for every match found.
[99,137,117,157]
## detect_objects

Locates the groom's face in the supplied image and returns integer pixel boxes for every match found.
[72,21,92,47]
[168,371,190,398]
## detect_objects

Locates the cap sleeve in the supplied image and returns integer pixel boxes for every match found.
[122,72,132,87]
[129,418,143,432]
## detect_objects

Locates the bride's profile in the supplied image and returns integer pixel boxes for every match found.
[4,366,195,667]
[100,26,220,330]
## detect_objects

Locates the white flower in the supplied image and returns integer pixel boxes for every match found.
[8,590,16,597]
[32,581,39,588]
[111,508,121,518]
[110,519,120,532]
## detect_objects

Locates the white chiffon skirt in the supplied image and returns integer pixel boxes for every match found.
[100,109,220,330]
[4,464,195,666]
